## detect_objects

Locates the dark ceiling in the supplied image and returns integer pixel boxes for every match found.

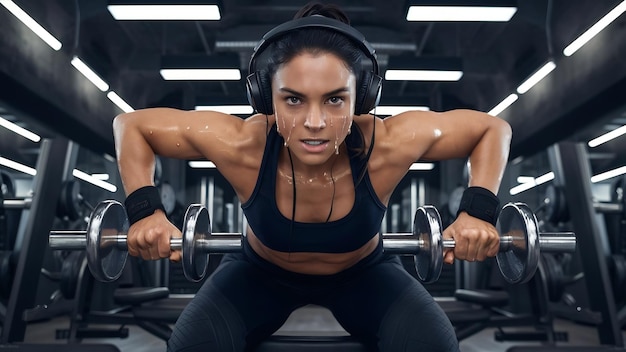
[0,0,625,178]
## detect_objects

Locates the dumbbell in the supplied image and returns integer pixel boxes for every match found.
[50,200,576,285]
[49,200,241,282]
[383,203,577,284]
[544,183,625,224]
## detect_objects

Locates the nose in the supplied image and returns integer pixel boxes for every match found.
[303,106,326,130]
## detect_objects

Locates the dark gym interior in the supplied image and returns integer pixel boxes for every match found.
[1,0,625,351]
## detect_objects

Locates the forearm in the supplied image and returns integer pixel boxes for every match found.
[113,113,158,195]
[467,116,512,195]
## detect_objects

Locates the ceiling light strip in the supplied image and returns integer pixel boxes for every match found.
[371,106,430,115]
[0,115,41,142]
[516,61,556,94]
[72,168,117,192]
[588,125,626,147]
[406,6,517,22]
[509,172,554,195]
[384,70,463,81]
[590,165,626,183]
[195,105,253,114]
[0,156,36,176]
[488,94,518,116]
[563,1,626,57]
[107,91,134,113]
[160,69,241,81]
[189,161,216,169]
[510,165,626,195]
[107,5,221,21]
[71,57,109,91]
[0,0,62,50]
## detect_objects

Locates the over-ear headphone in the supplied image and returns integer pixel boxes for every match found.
[246,15,382,115]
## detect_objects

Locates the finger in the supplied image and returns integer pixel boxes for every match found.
[443,250,455,265]
[488,234,501,257]
[170,250,182,263]
[158,230,172,258]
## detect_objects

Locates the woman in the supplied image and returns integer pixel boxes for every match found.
[113,2,511,351]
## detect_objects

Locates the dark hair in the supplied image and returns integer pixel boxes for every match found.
[293,2,350,24]
[261,2,365,82]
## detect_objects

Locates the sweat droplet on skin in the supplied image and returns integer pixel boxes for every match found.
[149,130,153,135]
[176,143,180,147]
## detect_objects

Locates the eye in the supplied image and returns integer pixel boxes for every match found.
[286,96,301,105]
[327,96,344,105]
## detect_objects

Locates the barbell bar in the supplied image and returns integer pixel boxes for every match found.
[50,200,576,285]
[2,198,32,209]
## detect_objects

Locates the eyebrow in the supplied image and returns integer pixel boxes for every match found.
[278,87,350,97]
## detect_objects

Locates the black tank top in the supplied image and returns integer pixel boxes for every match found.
[241,124,387,253]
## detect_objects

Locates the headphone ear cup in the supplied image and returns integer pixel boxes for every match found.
[355,71,382,115]
[246,70,274,115]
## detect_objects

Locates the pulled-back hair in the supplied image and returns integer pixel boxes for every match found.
[262,2,365,80]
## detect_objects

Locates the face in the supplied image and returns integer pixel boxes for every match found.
[272,52,356,166]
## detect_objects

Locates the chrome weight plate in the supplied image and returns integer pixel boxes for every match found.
[413,205,444,283]
[86,200,128,282]
[496,203,540,284]
[182,204,210,282]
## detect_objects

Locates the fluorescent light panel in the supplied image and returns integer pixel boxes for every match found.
[160,69,241,81]
[563,1,626,56]
[488,93,518,116]
[385,70,463,81]
[107,91,134,113]
[72,169,117,192]
[591,165,626,183]
[71,57,109,91]
[409,163,435,171]
[516,176,535,184]
[195,105,253,114]
[0,115,40,142]
[189,161,216,168]
[509,172,554,195]
[371,106,430,115]
[510,165,626,195]
[588,125,626,147]
[107,4,220,20]
[516,61,556,94]
[406,5,517,22]
[0,156,36,176]
[0,0,62,50]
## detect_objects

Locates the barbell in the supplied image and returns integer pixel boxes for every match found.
[49,200,576,284]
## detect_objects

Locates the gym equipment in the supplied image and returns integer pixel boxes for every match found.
[384,203,576,284]
[49,200,241,282]
[543,183,625,224]
[50,200,576,285]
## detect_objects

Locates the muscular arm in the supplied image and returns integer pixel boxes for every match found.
[382,109,512,192]
[112,108,254,261]
[380,109,512,263]
[113,107,245,194]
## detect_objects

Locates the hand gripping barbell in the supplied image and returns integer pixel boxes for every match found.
[49,200,576,284]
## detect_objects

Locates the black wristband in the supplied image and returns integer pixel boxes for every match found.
[124,186,165,226]
[456,186,501,226]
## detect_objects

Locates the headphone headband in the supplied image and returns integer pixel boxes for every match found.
[248,15,379,75]
[246,15,382,115]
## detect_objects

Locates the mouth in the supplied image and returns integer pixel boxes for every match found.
[301,139,329,146]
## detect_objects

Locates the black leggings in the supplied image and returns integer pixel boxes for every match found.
[167,239,459,352]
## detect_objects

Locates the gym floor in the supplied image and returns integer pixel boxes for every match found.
[21,304,626,351]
